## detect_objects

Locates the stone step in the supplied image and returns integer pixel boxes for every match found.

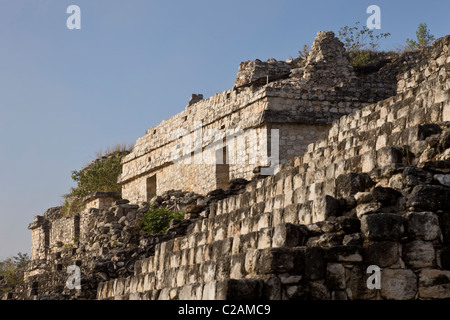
[98,278,265,300]
[211,109,441,223]
[212,172,371,228]
[136,216,363,280]
[201,193,342,243]
[98,243,364,300]
[143,228,276,275]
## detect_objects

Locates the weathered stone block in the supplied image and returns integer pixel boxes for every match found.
[441,212,450,243]
[306,233,344,248]
[174,266,187,291]
[361,150,376,173]
[283,204,300,225]
[326,263,346,290]
[407,185,450,211]
[437,239,450,268]
[405,212,440,241]
[244,249,260,274]
[222,279,264,300]
[400,167,433,188]
[420,160,450,174]
[336,216,361,234]
[230,254,246,279]
[331,290,348,300]
[187,265,200,284]
[273,223,308,248]
[179,284,199,300]
[375,134,387,151]
[335,173,375,198]
[262,275,282,300]
[354,192,374,205]
[308,182,323,201]
[323,245,362,262]
[381,269,417,300]
[372,186,402,206]
[234,59,291,88]
[256,228,271,249]
[129,276,139,294]
[434,174,450,187]
[363,241,399,267]
[312,195,341,222]
[114,278,126,297]
[356,202,382,219]
[376,146,403,168]
[403,240,435,268]
[361,213,404,241]
[256,212,272,231]
[239,232,258,252]
[343,233,362,246]
[129,292,142,300]
[309,280,330,300]
[257,248,304,275]
[418,269,450,299]
[144,273,155,292]
[293,187,306,205]
[214,227,227,242]
[298,201,313,225]
[304,246,325,280]
[214,257,230,281]
[202,261,216,283]
[273,194,285,210]
[444,101,450,122]
[415,123,442,141]
[202,281,217,300]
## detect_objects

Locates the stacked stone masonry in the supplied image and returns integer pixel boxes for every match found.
[119,31,403,203]
[96,34,450,300]
[8,32,450,300]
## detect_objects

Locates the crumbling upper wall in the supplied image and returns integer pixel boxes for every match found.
[234,59,291,88]
[302,31,354,86]
[397,35,450,94]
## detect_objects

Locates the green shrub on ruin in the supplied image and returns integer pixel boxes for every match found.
[62,144,131,216]
[141,206,185,235]
[337,21,391,67]
[406,23,435,51]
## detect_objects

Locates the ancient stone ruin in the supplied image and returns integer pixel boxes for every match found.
[3,30,450,300]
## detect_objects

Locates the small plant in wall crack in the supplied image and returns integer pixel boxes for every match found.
[141,206,185,235]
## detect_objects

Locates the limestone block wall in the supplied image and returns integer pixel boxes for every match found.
[276,123,331,163]
[29,224,48,261]
[20,34,449,301]
[234,59,291,88]
[120,176,148,204]
[49,215,79,253]
[29,209,83,262]
[155,163,217,196]
[79,209,97,244]
[119,31,408,203]
[119,88,266,184]
[96,35,450,301]
[98,178,450,300]
[121,126,269,202]
[28,207,59,261]
[84,196,118,211]
[397,39,449,95]
[119,89,268,200]
[120,82,393,202]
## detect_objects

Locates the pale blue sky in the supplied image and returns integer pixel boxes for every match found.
[0,0,449,260]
